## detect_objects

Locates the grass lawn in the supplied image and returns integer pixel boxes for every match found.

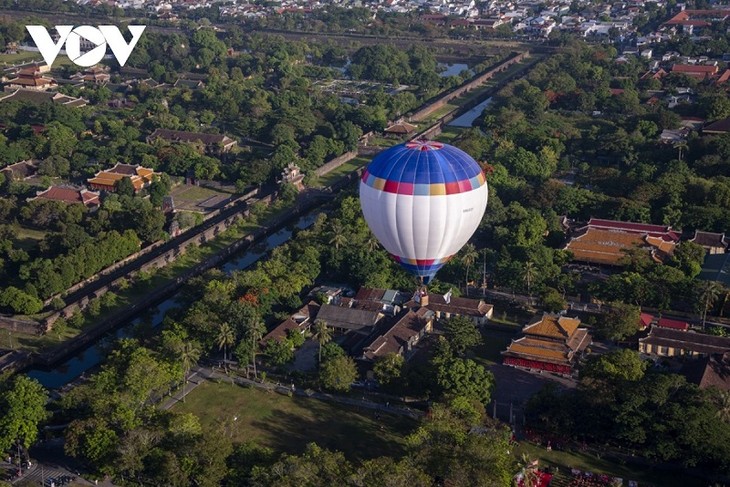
[169,184,233,212]
[317,156,370,187]
[513,442,706,487]
[176,381,417,461]
[435,126,464,143]
[0,51,43,65]
[471,329,516,366]
[12,226,46,251]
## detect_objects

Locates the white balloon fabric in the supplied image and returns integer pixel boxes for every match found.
[359,139,488,283]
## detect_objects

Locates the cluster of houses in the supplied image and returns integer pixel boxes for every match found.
[262,286,494,372]
[263,282,730,391]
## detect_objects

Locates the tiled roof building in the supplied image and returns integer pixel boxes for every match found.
[147,128,237,153]
[502,313,592,375]
[639,326,730,357]
[1,160,37,180]
[315,303,383,333]
[564,218,679,266]
[262,301,320,343]
[87,163,156,193]
[0,89,87,107]
[671,64,718,80]
[361,308,434,361]
[4,67,57,91]
[681,352,730,391]
[690,230,728,254]
[33,186,100,207]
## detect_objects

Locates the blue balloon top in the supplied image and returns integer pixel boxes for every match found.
[365,140,482,185]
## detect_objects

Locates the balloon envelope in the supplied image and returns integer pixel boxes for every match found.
[359,139,488,283]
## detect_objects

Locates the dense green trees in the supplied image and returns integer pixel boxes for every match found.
[527,350,730,471]
[0,375,48,456]
[319,355,358,392]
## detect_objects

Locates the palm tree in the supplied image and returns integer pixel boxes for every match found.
[715,390,730,423]
[699,281,724,329]
[178,341,201,403]
[461,243,478,293]
[329,221,347,252]
[674,140,689,162]
[216,322,235,371]
[523,261,536,306]
[313,319,332,364]
[246,320,266,378]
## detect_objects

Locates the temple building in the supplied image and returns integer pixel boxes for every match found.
[564,218,680,266]
[4,66,57,91]
[32,186,100,208]
[87,163,156,193]
[502,313,592,375]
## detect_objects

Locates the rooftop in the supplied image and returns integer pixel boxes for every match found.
[681,352,730,391]
[315,304,382,331]
[33,186,100,207]
[690,230,727,248]
[640,326,730,355]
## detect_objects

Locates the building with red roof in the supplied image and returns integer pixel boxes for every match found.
[657,317,690,331]
[502,314,592,376]
[671,64,719,80]
[32,186,100,208]
[564,218,679,266]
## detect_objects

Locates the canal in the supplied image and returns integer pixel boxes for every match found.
[27,213,320,389]
[447,97,493,128]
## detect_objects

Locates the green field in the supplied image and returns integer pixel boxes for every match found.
[0,51,44,65]
[471,329,516,366]
[12,225,47,251]
[175,381,417,461]
[317,155,370,187]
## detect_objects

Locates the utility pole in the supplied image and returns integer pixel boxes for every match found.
[481,251,487,297]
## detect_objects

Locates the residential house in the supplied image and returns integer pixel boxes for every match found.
[87,163,156,193]
[147,128,237,154]
[32,186,100,208]
[502,313,592,375]
[564,218,680,266]
[690,230,728,254]
[639,326,730,357]
[360,307,434,362]
[262,301,320,343]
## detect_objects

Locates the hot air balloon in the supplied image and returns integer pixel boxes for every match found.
[359,139,488,284]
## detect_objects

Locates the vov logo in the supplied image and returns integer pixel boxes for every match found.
[26,25,146,67]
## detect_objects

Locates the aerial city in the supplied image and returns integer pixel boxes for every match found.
[0,0,730,486]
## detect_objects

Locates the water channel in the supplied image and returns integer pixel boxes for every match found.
[27,213,320,389]
[447,97,493,128]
